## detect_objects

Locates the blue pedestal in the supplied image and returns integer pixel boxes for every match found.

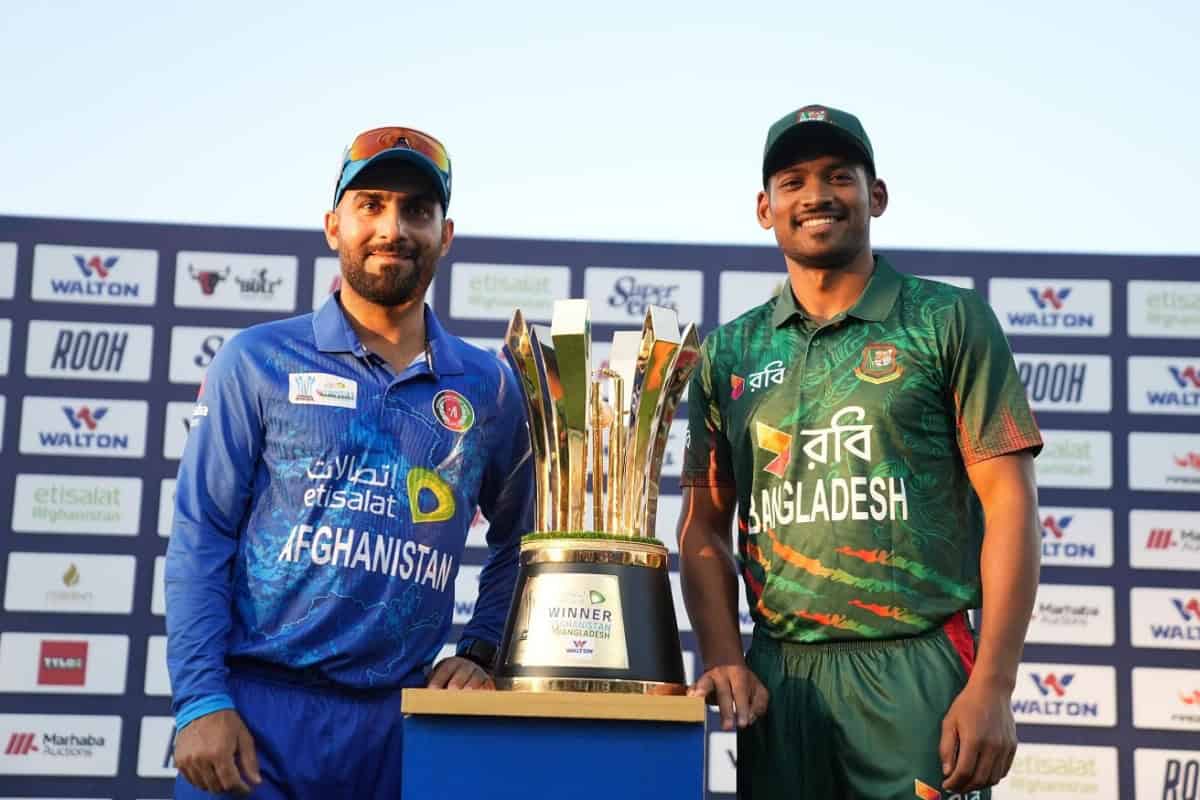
[401,689,706,800]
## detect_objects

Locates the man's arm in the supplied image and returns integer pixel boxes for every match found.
[941,451,1040,793]
[679,484,768,730]
[165,338,263,794]
[429,362,534,690]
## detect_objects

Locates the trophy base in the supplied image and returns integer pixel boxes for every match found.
[495,676,687,695]
[494,534,687,693]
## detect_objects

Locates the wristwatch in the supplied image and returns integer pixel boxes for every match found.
[455,638,498,672]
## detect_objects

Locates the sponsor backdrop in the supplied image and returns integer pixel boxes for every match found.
[0,214,1197,800]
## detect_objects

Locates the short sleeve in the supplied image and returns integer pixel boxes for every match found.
[944,291,1043,466]
[680,342,736,487]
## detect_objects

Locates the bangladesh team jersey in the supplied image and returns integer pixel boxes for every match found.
[682,256,1041,642]
[166,294,534,729]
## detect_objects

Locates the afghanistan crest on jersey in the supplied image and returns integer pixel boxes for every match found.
[854,342,903,384]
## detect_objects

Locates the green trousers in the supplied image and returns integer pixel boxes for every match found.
[738,613,988,800]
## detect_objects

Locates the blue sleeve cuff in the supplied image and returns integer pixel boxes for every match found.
[176,694,236,731]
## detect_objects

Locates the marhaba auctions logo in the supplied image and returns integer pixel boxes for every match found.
[1145,527,1200,552]
[607,276,679,316]
[45,254,141,298]
[1033,600,1098,626]
[5,730,107,758]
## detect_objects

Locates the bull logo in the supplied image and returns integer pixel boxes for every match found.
[189,265,231,295]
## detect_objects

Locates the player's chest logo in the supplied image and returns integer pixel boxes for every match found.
[853,343,903,385]
[432,389,475,433]
[732,359,787,400]
[288,372,358,408]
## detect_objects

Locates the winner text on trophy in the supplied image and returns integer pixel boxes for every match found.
[495,299,699,694]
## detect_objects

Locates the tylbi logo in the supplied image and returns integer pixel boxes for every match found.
[37,640,88,686]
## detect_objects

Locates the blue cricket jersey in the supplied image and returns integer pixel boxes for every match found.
[165,294,534,729]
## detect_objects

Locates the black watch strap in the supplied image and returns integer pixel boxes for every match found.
[455,639,498,672]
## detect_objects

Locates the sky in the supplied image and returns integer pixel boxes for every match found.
[2,1,1197,257]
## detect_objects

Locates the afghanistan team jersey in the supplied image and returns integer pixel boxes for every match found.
[681,256,1042,643]
[166,294,534,729]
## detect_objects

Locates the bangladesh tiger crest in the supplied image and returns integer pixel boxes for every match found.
[854,343,902,384]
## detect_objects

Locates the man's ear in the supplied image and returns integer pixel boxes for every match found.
[323,209,340,251]
[870,178,889,218]
[439,217,455,258]
[756,189,773,230]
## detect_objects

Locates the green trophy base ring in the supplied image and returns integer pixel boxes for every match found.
[494,535,687,695]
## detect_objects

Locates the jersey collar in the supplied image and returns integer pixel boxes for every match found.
[771,254,902,328]
[313,292,465,377]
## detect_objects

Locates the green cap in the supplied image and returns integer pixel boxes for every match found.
[762,104,874,182]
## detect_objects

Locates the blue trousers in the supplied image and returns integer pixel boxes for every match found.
[175,669,405,799]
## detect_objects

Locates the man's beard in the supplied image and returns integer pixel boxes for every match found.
[339,244,433,306]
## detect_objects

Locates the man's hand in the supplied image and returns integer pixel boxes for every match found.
[940,677,1017,793]
[427,656,495,690]
[688,664,769,731]
[175,709,262,796]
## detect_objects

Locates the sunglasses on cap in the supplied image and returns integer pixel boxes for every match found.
[333,126,452,209]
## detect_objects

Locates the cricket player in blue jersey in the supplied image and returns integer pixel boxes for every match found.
[166,126,535,798]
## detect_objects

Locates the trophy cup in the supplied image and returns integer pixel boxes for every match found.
[495,299,700,695]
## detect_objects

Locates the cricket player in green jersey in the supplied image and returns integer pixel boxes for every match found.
[678,105,1043,799]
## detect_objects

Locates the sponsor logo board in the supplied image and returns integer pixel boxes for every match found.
[158,479,177,537]
[174,251,297,311]
[1128,280,1200,338]
[583,267,704,325]
[143,636,170,696]
[1131,588,1200,651]
[1129,357,1200,415]
[1014,354,1110,412]
[31,245,158,307]
[1026,584,1114,646]
[0,241,15,298]
[25,320,153,381]
[449,262,570,322]
[168,326,240,384]
[136,716,177,778]
[152,557,165,616]
[19,396,148,458]
[0,634,128,694]
[1129,433,1200,492]
[993,743,1118,800]
[718,271,785,324]
[163,401,197,460]
[1010,663,1117,726]
[1035,430,1111,489]
[1134,748,1200,800]
[707,731,737,794]
[1038,507,1113,567]
[1132,668,1200,731]
[3,553,136,614]
[452,566,482,624]
[0,318,10,376]
[11,474,142,536]
[0,713,121,775]
[1130,509,1200,570]
[990,279,1111,336]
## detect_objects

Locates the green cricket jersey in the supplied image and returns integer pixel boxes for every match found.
[681,256,1042,642]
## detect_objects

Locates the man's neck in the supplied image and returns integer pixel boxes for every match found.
[338,286,428,371]
[784,249,876,325]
